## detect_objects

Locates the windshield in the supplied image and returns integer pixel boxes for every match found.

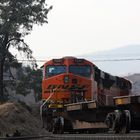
[46,65,66,78]
[69,65,91,78]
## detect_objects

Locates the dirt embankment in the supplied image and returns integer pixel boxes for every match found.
[0,102,48,136]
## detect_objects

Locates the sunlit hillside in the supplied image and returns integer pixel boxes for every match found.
[126,73,140,95]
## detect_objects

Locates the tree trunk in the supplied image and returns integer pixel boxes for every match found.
[0,33,9,102]
[0,60,4,102]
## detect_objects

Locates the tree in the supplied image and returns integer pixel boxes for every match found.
[0,0,52,102]
[15,67,42,102]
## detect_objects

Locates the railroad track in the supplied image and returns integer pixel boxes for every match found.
[53,133,140,140]
[0,135,61,140]
[1,133,140,140]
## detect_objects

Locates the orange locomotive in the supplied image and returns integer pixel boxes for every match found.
[41,57,132,133]
[42,57,93,103]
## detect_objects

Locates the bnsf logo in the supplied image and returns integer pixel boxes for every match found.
[44,85,88,93]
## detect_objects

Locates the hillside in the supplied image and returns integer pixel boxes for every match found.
[126,73,140,95]
[4,66,42,105]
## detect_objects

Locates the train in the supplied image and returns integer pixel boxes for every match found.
[40,56,140,134]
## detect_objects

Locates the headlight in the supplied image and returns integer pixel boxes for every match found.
[64,75,69,83]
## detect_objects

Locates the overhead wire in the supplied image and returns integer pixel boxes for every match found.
[16,58,140,62]
[93,58,140,62]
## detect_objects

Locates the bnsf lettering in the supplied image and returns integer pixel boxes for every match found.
[44,84,88,93]
[47,85,57,89]
[47,85,70,90]
[57,85,70,89]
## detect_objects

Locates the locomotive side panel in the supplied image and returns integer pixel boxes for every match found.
[94,67,131,106]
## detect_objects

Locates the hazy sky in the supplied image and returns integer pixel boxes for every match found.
[24,0,140,60]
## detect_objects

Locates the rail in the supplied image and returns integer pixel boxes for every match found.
[1,133,140,140]
[54,134,140,140]
[0,135,62,140]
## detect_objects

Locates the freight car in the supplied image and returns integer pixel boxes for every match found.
[105,94,140,134]
[40,56,132,134]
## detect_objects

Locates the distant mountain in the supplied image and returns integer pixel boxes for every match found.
[126,73,140,95]
[82,45,140,76]
[83,45,140,59]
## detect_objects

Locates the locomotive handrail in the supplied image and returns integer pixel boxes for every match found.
[114,94,140,99]
[40,89,55,127]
